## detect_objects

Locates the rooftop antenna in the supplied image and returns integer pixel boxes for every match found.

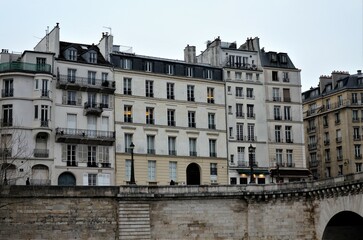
[103,26,112,35]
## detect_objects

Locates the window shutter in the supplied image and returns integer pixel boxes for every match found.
[62,91,67,104]
[62,144,67,161]
[109,95,113,109]
[98,146,104,163]
[83,173,88,186]
[78,145,87,162]
[77,93,82,105]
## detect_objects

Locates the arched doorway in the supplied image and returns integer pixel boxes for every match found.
[322,211,363,240]
[186,163,200,185]
[31,164,49,185]
[58,172,76,186]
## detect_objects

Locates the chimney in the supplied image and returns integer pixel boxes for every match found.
[319,75,332,93]
[331,71,350,87]
[184,45,196,63]
[357,70,362,75]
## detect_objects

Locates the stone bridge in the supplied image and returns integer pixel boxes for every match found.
[1,173,363,239]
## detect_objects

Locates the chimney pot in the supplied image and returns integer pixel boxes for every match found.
[358,70,362,74]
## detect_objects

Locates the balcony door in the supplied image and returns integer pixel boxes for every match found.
[67,114,77,134]
[87,116,97,137]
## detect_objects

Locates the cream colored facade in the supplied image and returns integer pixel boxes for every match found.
[303,71,363,179]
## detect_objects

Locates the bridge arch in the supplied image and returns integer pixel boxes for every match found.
[322,211,363,240]
[315,194,363,239]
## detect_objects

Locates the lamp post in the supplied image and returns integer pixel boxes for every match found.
[248,144,256,184]
[129,142,136,184]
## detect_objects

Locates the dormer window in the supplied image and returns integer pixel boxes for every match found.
[166,64,174,75]
[68,49,77,61]
[271,53,277,62]
[205,69,213,80]
[145,61,153,72]
[89,52,97,63]
[186,67,193,77]
[121,59,132,70]
[280,55,287,63]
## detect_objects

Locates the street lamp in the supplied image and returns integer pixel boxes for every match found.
[248,144,256,184]
[129,142,136,184]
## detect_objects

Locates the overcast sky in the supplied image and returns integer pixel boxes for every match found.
[1,0,362,91]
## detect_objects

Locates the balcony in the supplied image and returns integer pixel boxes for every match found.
[84,102,104,116]
[354,135,361,141]
[224,62,258,71]
[336,137,342,143]
[284,97,291,102]
[210,152,217,157]
[272,96,281,102]
[33,149,49,158]
[188,122,196,128]
[87,161,98,168]
[324,140,330,146]
[337,155,343,161]
[41,90,50,98]
[208,124,216,130]
[247,113,255,119]
[355,154,362,160]
[236,113,245,118]
[147,149,155,154]
[55,127,115,146]
[169,150,177,156]
[100,162,111,168]
[1,118,13,127]
[66,161,78,167]
[0,62,52,73]
[237,161,248,167]
[190,151,197,156]
[57,74,115,93]
[146,118,155,125]
[308,143,317,151]
[168,120,175,126]
[40,120,49,127]
[309,160,319,168]
[2,89,13,97]
[307,126,316,133]
[124,116,133,123]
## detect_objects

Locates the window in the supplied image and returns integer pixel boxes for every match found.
[189,138,197,156]
[147,135,155,154]
[283,72,289,82]
[283,89,291,102]
[337,146,343,160]
[274,106,281,120]
[2,104,13,127]
[148,160,156,181]
[235,87,243,98]
[353,110,359,121]
[169,162,177,181]
[326,99,331,109]
[67,145,77,166]
[87,92,96,107]
[355,145,361,159]
[209,139,217,157]
[168,137,176,155]
[124,133,133,152]
[167,83,175,99]
[34,105,38,119]
[89,52,97,63]
[88,174,97,186]
[285,126,292,143]
[338,165,343,176]
[145,80,154,97]
[123,78,132,95]
[205,69,213,79]
[228,106,233,114]
[335,112,340,124]
[352,93,358,104]
[235,72,242,80]
[236,104,244,118]
[246,73,252,81]
[207,87,214,103]
[272,71,278,81]
[167,109,175,126]
[236,123,243,141]
[275,126,282,142]
[247,104,254,118]
[323,115,328,127]
[102,72,108,82]
[187,85,195,101]
[208,113,216,129]
[124,105,132,123]
[286,150,293,167]
[146,107,154,124]
[99,146,110,166]
[36,57,46,71]
[284,106,292,120]
[121,59,132,69]
[3,79,13,97]
[242,57,248,66]
[188,111,196,128]
[101,94,109,108]
[125,160,131,181]
[166,64,174,75]
[40,105,49,127]
[186,67,193,77]
[68,49,77,61]
[227,86,232,94]
[145,61,153,72]
[67,69,76,83]
[272,88,280,101]
[354,127,360,140]
[66,91,77,105]
[338,95,343,106]
[210,163,217,176]
[247,124,255,141]
[230,178,237,185]
[229,127,233,138]
[280,55,287,63]
[88,71,96,85]
[246,88,254,99]
[88,146,97,167]
[237,147,245,164]
[256,74,260,81]
[325,149,331,162]
[356,163,362,173]
[276,149,283,165]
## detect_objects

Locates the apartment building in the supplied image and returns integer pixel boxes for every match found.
[302,70,363,179]
[34,24,116,186]
[0,49,55,185]
[192,36,309,183]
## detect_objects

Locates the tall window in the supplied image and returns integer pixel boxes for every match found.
[325,149,331,162]
[67,69,76,83]
[167,109,175,126]
[188,111,196,128]
[209,139,216,157]
[247,124,255,141]
[145,61,153,72]
[40,105,49,127]
[283,88,291,102]
[272,71,278,81]
[88,174,97,186]
[88,71,96,85]
[186,67,193,77]
[283,72,289,82]
[147,135,155,154]
[148,160,156,181]
[207,87,214,103]
[284,106,292,120]
[246,88,254,99]
[354,127,360,140]
[67,145,77,166]
[272,88,280,101]
[101,94,109,108]
[276,149,283,165]
[336,129,342,142]
[236,123,243,140]
[210,163,217,176]
[88,146,97,167]
[208,113,216,129]
[275,125,282,142]
[167,82,175,99]
[189,138,197,156]
[247,104,254,118]
[353,110,359,121]
[2,104,13,127]
[274,106,281,120]
[68,49,77,61]
[168,137,176,155]
[124,133,133,152]
[205,69,213,79]
[166,64,174,75]
[355,145,361,159]
[352,93,358,104]
[236,104,244,118]
[169,162,177,181]
[235,87,243,98]
[124,105,132,123]
[36,57,46,71]
[285,126,292,143]
[89,52,97,63]
[101,72,108,82]
[145,80,154,97]
[356,163,362,173]
[146,107,154,124]
[237,147,245,164]
[87,92,96,107]
[187,85,195,101]
[123,78,132,95]
[286,150,293,167]
[3,79,13,97]
[337,146,343,160]
[125,160,131,181]
[338,95,343,106]
[121,59,132,69]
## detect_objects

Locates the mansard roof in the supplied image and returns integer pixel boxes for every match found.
[260,50,296,69]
